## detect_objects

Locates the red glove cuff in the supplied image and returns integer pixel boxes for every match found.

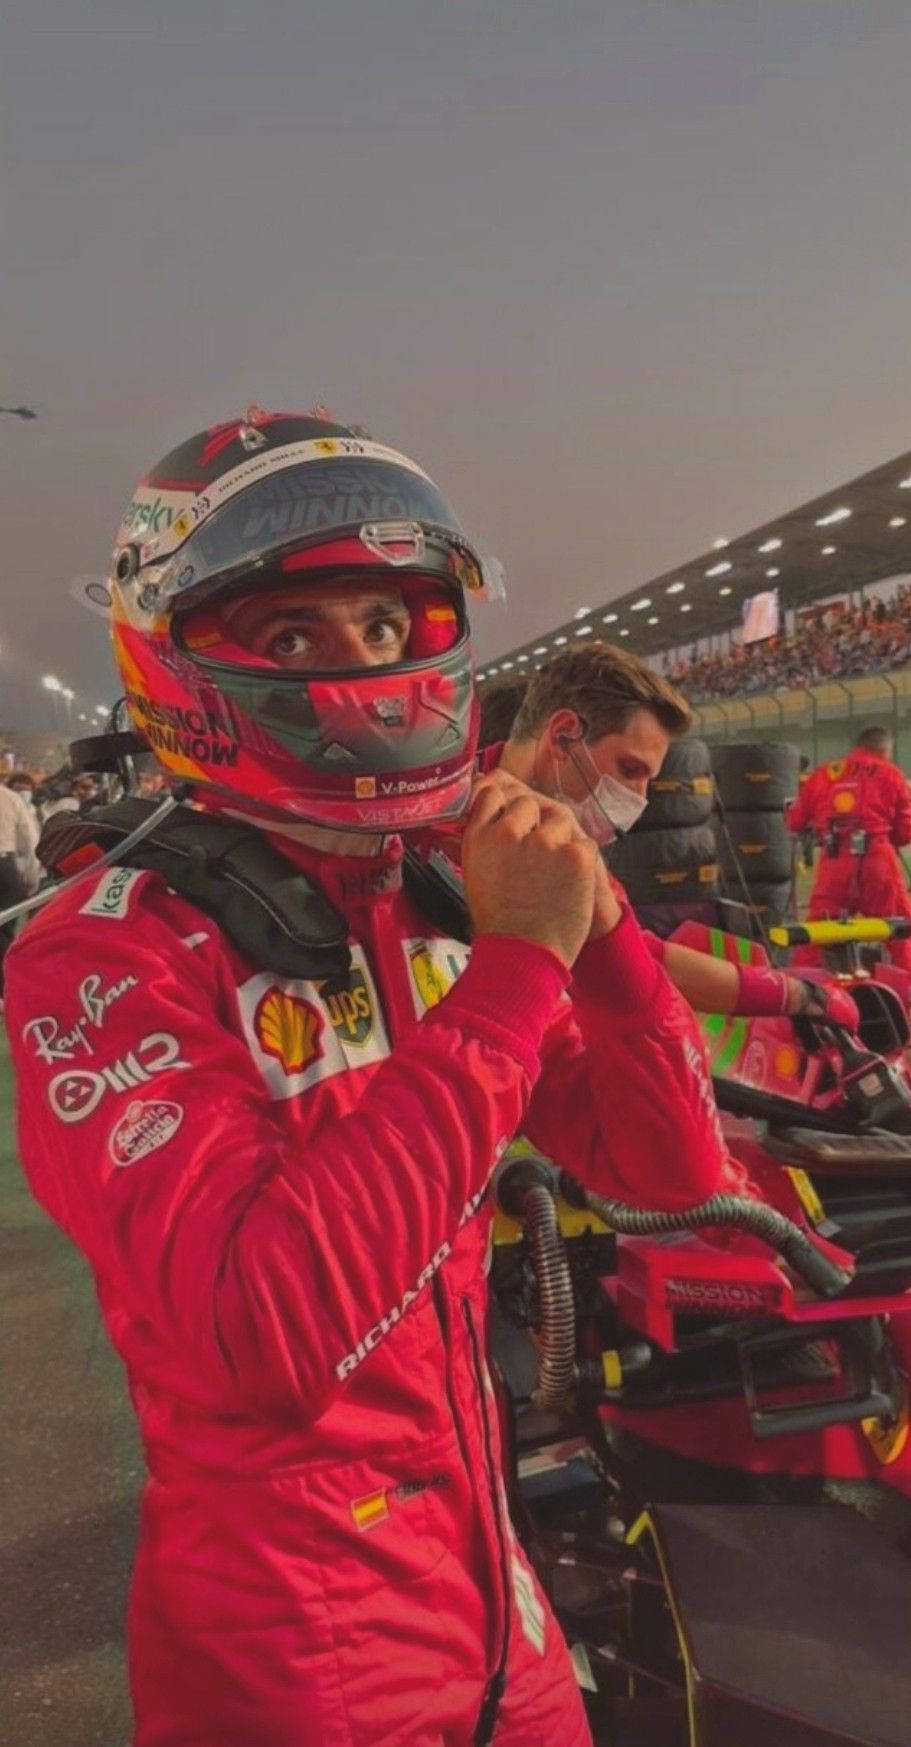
[735,963,791,1016]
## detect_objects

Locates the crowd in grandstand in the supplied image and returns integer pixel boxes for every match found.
[668,583,911,703]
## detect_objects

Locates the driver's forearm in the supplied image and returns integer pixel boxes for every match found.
[662,942,741,1014]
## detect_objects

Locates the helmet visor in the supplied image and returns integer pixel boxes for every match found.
[159,457,477,601]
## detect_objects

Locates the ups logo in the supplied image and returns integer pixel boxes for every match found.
[320,968,374,1046]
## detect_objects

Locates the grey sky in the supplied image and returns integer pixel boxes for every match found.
[4,0,911,734]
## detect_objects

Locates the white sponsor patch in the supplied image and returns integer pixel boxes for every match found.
[79,866,144,921]
[108,1098,184,1166]
[236,946,390,1102]
[511,1554,547,1656]
[402,937,471,1018]
[48,1032,189,1124]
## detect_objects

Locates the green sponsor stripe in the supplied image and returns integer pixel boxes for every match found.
[713,1016,748,1072]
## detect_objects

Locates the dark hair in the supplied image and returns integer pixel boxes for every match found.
[509,641,692,742]
[478,676,530,749]
[855,725,893,756]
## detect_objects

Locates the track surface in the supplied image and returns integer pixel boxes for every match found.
[0,1035,139,1747]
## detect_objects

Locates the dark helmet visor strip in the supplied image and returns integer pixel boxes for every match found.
[154,458,485,604]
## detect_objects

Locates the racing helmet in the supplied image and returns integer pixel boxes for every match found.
[109,408,500,831]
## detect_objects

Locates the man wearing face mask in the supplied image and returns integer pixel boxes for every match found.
[493,643,859,1031]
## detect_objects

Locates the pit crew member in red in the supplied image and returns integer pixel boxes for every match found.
[450,644,859,1032]
[5,410,728,1747]
[786,726,911,971]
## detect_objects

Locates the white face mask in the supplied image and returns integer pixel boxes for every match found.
[556,740,648,847]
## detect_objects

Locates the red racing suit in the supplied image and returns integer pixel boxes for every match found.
[787,749,911,970]
[4,832,729,1747]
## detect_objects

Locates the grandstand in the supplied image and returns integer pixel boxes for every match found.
[478,448,911,765]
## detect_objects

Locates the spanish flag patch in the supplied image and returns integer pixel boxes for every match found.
[350,1489,390,1532]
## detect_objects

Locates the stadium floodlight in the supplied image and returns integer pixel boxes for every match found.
[533,645,548,655]
[890,516,907,529]
[573,606,592,619]
[517,654,528,663]
[766,567,780,578]
[815,506,851,527]
[712,537,729,549]
[900,476,911,488]
[601,613,619,624]
[821,545,836,556]
[42,674,62,692]
[680,603,693,613]
[630,597,652,611]
[619,628,630,637]
[758,537,782,553]
[705,561,732,577]
[647,616,658,626]
[719,586,733,596]
[61,686,75,702]
[554,635,568,646]
[666,581,685,595]
[501,660,514,670]
[575,625,593,636]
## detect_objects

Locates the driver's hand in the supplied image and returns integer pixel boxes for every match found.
[469,769,621,940]
[788,977,860,1033]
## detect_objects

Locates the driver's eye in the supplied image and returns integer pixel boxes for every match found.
[367,616,405,645]
[269,628,310,659]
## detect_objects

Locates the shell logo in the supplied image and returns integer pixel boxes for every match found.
[773,1044,801,1080]
[254,988,324,1075]
[833,790,857,813]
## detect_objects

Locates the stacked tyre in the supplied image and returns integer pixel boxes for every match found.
[607,739,720,933]
[711,742,801,926]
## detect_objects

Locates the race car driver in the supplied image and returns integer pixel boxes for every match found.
[4,410,730,1747]
[467,641,859,1032]
[786,725,911,971]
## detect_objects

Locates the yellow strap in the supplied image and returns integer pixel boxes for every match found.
[769,917,895,946]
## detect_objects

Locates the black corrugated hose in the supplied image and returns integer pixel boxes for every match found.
[522,1184,576,1409]
[565,1179,853,1299]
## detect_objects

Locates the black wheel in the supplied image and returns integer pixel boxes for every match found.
[717,809,793,884]
[638,738,715,829]
[711,741,801,811]
[739,878,794,921]
[607,822,720,902]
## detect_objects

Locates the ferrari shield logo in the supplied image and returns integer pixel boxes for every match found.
[404,938,470,1014]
